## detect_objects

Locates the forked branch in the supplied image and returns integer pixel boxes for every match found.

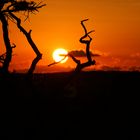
[69,19,96,73]
[48,19,96,73]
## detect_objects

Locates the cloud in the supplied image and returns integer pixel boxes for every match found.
[68,50,100,57]
[130,53,140,58]
[93,50,110,57]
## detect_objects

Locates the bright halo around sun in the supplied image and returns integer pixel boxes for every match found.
[52,48,68,63]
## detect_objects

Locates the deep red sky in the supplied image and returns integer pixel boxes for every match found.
[0,0,140,72]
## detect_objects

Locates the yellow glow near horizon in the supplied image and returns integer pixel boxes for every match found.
[52,48,68,63]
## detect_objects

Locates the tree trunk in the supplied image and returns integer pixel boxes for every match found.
[0,14,12,74]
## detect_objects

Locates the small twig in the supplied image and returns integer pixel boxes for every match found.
[48,55,67,67]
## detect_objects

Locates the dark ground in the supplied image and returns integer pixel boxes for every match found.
[0,71,140,140]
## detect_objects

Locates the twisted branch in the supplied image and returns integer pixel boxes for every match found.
[48,19,96,73]
[69,19,96,73]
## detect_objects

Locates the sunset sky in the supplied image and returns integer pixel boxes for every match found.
[1,0,140,72]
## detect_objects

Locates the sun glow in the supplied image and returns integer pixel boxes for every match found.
[52,48,68,63]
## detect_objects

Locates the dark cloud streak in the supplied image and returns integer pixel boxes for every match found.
[69,50,100,57]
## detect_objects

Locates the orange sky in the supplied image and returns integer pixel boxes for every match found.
[1,0,140,72]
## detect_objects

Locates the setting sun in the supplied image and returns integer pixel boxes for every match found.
[52,48,68,63]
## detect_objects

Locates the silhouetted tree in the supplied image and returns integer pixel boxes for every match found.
[0,0,46,74]
[0,0,14,74]
[69,19,96,73]
[48,19,96,94]
[48,19,96,73]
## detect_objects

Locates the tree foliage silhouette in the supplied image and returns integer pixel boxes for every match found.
[0,0,46,74]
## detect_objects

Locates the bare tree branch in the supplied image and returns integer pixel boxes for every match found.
[0,13,12,74]
[27,55,41,74]
[71,19,96,73]
[48,52,80,67]
[48,19,96,74]
[48,55,67,67]
[68,53,80,65]
[9,12,42,56]
[9,12,42,74]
